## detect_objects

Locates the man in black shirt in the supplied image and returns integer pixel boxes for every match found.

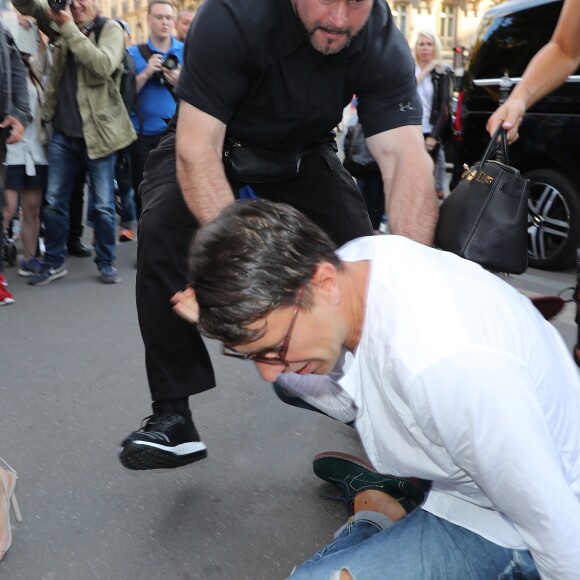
[119,0,438,470]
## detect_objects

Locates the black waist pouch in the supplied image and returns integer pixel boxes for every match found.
[223,138,301,183]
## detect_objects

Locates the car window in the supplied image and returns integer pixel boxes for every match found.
[467,1,577,80]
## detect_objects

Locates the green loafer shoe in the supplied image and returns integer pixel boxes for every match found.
[313,451,427,515]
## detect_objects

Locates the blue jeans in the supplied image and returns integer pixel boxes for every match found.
[289,509,539,579]
[86,152,137,229]
[117,179,136,228]
[44,130,116,269]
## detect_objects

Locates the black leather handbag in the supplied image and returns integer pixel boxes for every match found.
[436,126,530,274]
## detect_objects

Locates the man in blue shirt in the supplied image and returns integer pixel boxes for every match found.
[128,0,183,219]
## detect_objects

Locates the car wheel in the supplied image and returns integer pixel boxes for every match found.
[524,168,580,271]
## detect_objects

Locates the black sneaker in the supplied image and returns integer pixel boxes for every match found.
[118,404,207,470]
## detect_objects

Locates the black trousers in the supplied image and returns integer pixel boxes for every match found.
[131,132,165,220]
[356,172,384,230]
[137,132,373,402]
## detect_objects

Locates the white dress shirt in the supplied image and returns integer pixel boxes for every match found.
[338,235,580,579]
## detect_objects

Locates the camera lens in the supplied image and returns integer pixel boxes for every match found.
[162,55,179,70]
[48,0,68,11]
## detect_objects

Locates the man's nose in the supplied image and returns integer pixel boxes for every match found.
[327,1,348,29]
[256,362,285,382]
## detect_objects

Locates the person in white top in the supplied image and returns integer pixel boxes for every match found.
[174,199,580,580]
[414,30,452,200]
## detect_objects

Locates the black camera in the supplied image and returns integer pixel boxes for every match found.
[162,54,179,71]
[154,54,179,86]
[48,0,69,11]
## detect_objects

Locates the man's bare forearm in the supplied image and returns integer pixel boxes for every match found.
[175,103,235,224]
[176,147,235,224]
[385,155,438,246]
[367,126,439,246]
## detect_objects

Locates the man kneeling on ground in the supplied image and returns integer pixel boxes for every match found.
[173,199,580,579]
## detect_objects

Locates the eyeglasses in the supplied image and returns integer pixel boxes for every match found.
[222,286,305,367]
[151,14,175,21]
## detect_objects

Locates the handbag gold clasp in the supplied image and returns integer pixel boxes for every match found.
[462,164,494,185]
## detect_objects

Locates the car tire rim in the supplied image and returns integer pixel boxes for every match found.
[527,182,571,262]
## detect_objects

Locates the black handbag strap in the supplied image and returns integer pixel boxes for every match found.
[480,125,510,167]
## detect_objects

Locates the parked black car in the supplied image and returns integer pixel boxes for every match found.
[454,0,580,270]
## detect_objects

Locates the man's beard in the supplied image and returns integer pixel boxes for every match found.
[309,25,353,55]
[293,1,355,56]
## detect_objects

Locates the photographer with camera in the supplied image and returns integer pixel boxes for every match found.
[12,0,136,285]
[127,0,183,224]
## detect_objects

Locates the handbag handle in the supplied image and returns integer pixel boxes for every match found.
[480,125,510,167]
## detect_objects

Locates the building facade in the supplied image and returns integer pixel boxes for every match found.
[1,0,503,54]
[102,0,502,54]
[392,0,502,59]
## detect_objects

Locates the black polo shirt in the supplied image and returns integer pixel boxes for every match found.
[175,0,422,151]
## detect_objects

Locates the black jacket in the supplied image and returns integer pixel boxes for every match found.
[428,64,452,142]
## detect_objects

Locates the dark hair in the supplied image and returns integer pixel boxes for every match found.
[189,200,342,345]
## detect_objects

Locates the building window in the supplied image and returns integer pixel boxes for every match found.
[392,3,408,37]
[438,4,457,50]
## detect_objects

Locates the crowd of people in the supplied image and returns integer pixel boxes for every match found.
[0,0,196,303]
[2,0,580,577]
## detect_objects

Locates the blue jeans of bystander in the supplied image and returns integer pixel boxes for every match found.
[117,181,136,228]
[87,153,136,229]
[44,130,116,269]
[289,509,539,580]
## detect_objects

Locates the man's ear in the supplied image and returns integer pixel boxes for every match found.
[311,262,341,306]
